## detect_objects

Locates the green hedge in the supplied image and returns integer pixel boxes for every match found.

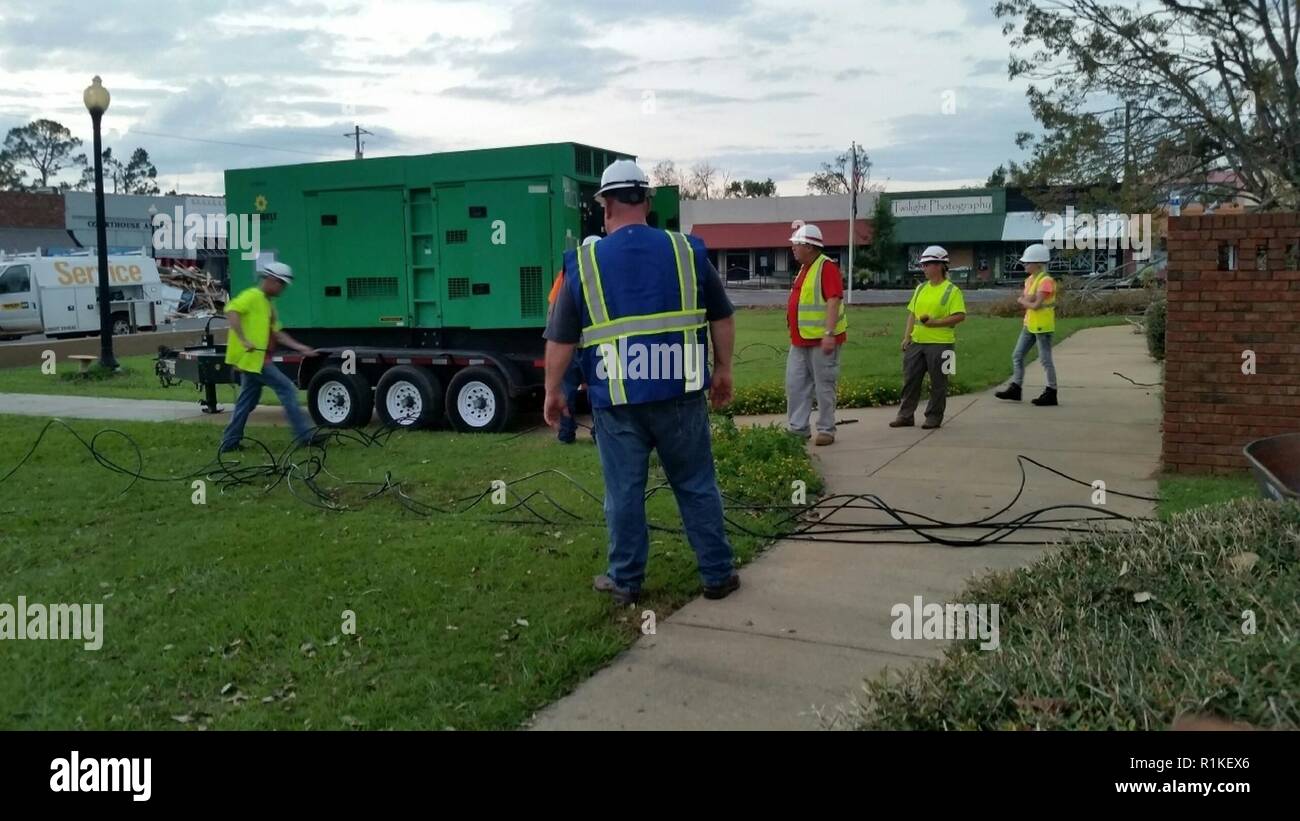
[1145,296,1167,361]
[853,499,1299,730]
[724,378,969,416]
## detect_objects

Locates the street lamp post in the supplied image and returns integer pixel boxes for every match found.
[83,75,118,370]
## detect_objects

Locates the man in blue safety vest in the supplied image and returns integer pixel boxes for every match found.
[543,160,740,605]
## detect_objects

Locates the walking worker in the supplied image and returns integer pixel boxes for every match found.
[995,243,1059,406]
[890,245,966,430]
[546,235,602,443]
[219,261,320,453]
[785,222,847,446]
[542,159,740,605]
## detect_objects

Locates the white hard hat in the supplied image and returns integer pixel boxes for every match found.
[1020,243,1051,264]
[789,223,824,247]
[258,261,294,283]
[918,245,949,264]
[581,235,601,246]
[595,159,654,201]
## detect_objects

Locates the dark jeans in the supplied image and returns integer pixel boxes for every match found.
[220,366,313,450]
[896,342,954,424]
[591,391,734,593]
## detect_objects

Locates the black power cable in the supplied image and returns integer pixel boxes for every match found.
[0,419,1160,546]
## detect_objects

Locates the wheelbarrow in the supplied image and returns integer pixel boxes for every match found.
[1242,433,1300,501]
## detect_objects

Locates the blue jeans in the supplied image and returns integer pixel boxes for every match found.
[220,365,313,450]
[1011,327,1057,389]
[591,391,734,592]
[558,357,583,442]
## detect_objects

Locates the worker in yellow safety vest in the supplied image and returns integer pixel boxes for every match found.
[995,243,1058,406]
[890,245,966,429]
[785,222,847,445]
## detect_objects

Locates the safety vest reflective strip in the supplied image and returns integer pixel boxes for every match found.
[909,281,956,310]
[796,256,848,338]
[576,231,707,405]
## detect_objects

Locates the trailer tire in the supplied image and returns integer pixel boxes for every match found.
[375,365,443,429]
[446,366,513,433]
[308,367,374,428]
[111,312,131,336]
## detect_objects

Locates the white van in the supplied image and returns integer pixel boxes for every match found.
[0,251,163,340]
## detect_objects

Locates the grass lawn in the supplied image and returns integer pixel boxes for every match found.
[1158,472,1261,519]
[729,307,1126,391]
[0,308,1127,413]
[0,414,816,730]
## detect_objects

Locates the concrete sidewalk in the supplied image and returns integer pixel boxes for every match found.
[530,325,1163,730]
[0,391,288,427]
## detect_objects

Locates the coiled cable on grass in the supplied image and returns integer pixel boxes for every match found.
[0,419,1159,547]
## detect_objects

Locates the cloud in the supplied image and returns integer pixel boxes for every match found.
[967,58,1007,77]
[834,68,882,81]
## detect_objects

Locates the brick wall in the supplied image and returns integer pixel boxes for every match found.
[1163,213,1300,473]
[0,190,66,228]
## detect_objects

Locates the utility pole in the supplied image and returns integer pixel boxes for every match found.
[346,124,373,159]
[847,141,858,306]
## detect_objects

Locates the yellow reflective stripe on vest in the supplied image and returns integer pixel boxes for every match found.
[796,255,847,339]
[576,230,706,405]
[581,309,708,347]
[578,242,609,325]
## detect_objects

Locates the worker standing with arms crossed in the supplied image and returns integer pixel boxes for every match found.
[219,261,320,453]
[890,245,966,429]
[785,223,847,446]
[995,243,1059,406]
[543,160,740,605]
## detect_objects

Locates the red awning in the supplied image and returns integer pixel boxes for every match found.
[690,220,873,250]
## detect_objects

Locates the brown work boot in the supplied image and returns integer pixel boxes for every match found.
[814,432,834,446]
[889,418,914,428]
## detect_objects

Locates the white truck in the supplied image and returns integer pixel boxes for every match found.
[0,250,164,340]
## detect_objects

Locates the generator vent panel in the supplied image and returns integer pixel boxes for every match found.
[574,146,592,176]
[445,229,468,244]
[448,277,471,300]
[346,276,398,299]
[519,266,544,319]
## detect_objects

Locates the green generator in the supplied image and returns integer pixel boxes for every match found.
[217,143,680,432]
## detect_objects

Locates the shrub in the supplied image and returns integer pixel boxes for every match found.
[1145,296,1167,360]
[852,499,1299,730]
[723,378,969,416]
[979,286,1154,319]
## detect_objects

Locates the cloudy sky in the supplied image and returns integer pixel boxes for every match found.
[0,0,1036,195]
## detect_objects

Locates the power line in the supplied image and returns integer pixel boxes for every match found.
[128,129,343,159]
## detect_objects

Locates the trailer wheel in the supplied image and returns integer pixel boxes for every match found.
[111,312,131,336]
[308,367,374,428]
[376,365,443,429]
[446,366,513,433]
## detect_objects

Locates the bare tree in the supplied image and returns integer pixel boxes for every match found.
[807,147,881,196]
[688,162,719,200]
[997,0,1300,210]
[650,160,680,188]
